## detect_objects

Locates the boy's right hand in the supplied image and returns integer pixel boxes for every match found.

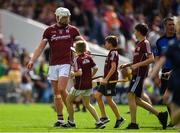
[121,67,132,80]
[70,71,74,77]
[119,64,127,69]
[27,60,34,70]
[100,78,108,85]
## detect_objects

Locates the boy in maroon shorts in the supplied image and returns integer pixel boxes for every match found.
[95,35,125,128]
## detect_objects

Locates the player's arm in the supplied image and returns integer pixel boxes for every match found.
[31,40,47,63]
[119,62,133,69]
[144,56,166,87]
[102,62,116,84]
[155,56,160,62]
[27,40,47,70]
[131,53,154,70]
[149,56,166,79]
[71,69,82,77]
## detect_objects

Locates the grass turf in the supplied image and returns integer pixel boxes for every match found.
[0,104,177,132]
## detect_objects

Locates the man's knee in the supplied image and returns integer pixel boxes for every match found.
[54,94,62,99]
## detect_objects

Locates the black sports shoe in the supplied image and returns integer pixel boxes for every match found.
[82,106,87,112]
[53,121,64,127]
[61,121,76,128]
[158,111,168,129]
[125,111,130,114]
[167,122,174,128]
[114,117,126,128]
[126,123,139,129]
[100,117,110,124]
[95,121,106,129]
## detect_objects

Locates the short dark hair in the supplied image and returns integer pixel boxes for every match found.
[135,23,149,36]
[105,35,118,47]
[162,17,174,27]
[75,41,86,53]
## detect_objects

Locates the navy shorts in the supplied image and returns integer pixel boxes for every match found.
[96,83,117,96]
[160,69,171,95]
[168,70,180,106]
[128,75,144,97]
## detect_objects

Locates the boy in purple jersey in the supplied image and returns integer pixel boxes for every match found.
[95,35,125,128]
[62,41,105,129]
[27,7,82,127]
[120,23,168,129]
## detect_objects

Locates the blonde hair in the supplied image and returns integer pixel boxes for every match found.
[75,41,86,53]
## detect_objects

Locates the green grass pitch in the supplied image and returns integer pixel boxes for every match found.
[0,104,178,132]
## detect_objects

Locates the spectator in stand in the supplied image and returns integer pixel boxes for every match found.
[159,0,174,18]
[20,57,33,104]
[104,5,121,36]
[0,56,8,78]
[0,33,12,69]
[82,0,95,34]
[8,57,21,87]
[148,15,161,50]
[71,7,88,36]
[1,0,180,51]
[20,48,30,66]
[7,35,20,58]
[92,9,104,45]
[33,58,52,103]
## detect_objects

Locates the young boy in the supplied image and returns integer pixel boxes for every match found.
[95,35,125,128]
[62,41,105,129]
[120,23,168,129]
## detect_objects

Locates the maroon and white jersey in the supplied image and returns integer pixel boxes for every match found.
[74,53,96,90]
[42,24,80,65]
[104,49,119,81]
[133,39,152,77]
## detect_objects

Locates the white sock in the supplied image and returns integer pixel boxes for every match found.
[57,120,64,123]
[68,120,75,124]
[97,121,102,124]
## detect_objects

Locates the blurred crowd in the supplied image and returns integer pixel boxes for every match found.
[1,0,180,57]
[0,0,179,105]
[0,33,53,103]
